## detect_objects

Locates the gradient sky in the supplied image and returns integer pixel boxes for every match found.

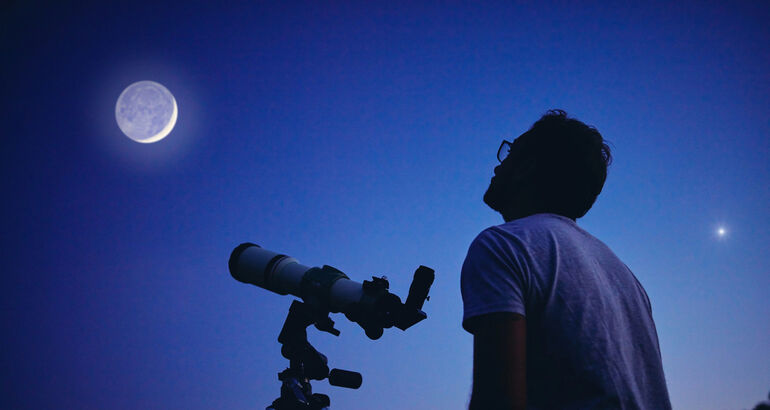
[3,1,769,409]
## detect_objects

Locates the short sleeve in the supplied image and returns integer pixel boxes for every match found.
[461,227,529,333]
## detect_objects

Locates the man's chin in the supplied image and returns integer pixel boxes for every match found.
[483,187,503,212]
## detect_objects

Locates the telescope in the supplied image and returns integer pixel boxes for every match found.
[229,243,434,339]
[229,243,434,409]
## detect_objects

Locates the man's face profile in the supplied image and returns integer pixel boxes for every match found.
[483,135,535,220]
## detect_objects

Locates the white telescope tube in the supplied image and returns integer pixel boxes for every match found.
[229,243,364,312]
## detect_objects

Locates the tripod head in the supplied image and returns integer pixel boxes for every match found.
[267,300,361,410]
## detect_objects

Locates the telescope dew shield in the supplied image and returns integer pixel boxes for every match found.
[229,243,309,296]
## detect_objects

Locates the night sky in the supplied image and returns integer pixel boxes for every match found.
[3,1,769,409]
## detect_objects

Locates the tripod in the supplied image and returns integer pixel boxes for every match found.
[267,300,362,410]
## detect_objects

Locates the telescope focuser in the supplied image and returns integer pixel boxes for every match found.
[345,265,435,340]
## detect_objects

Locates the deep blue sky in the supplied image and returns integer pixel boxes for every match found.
[3,1,769,409]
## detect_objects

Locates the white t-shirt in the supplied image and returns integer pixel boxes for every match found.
[461,213,671,409]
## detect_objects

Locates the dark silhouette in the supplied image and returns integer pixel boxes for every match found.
[461,110,671,409]
[229,244,435,409]
[483,109,612,222]
[754,390,770,410]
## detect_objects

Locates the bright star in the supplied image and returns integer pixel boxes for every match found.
[716,226,727,238]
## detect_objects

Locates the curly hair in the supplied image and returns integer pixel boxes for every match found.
[517,109,612,219]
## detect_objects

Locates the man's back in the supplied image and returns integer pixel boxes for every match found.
[462,213,671,409]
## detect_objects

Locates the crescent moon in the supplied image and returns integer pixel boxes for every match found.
[115,81,178,144]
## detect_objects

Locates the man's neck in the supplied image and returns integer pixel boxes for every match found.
[502,210,575,223]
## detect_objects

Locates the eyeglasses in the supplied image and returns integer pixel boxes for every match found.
[497,139,513,163]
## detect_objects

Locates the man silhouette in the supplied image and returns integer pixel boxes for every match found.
[461,110,671,409]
